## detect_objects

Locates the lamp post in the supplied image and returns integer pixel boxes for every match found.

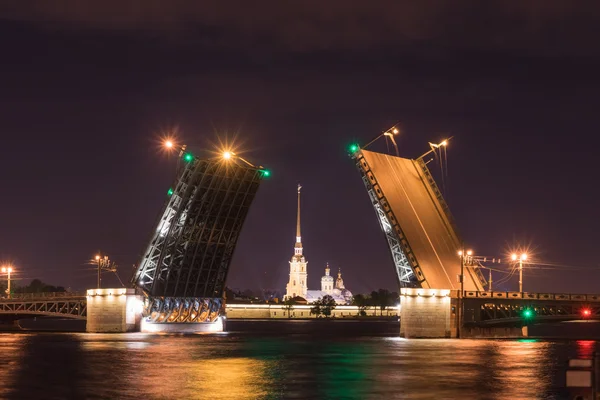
[1,266,13,299]
[457,249,472,338]
[94,254,118,289]
[362,126,401,156]
[511,253,528,293]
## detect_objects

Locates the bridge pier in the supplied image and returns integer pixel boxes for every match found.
[400,288,458,338]
[400,288,532,338]
[86,289,143,333]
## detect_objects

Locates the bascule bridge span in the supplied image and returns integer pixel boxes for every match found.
[350,146,597,338]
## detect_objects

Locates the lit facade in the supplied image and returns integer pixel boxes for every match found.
[285,185,352,304]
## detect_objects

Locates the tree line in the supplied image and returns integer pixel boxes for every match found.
[282,288,399,318]
[0,279,67,296]
[352,289,399,316]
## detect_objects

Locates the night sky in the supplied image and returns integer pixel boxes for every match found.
[1,2,600,295]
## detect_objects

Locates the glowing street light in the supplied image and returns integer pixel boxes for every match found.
[164,140,174,149]
[95,254,110,289]
[457,248,473,338]
[223,151,232,160]
[1,265,13,299]
[511,253,528,293]
[361,124,401,156]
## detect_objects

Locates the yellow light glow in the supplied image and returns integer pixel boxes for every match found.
[466,250,473,256]
[7,267,12,273]
[511,253,518,261]
[223,151,232,160]
[521,254,528,261]
[441,140,448,146]
[393,128,399,134]
[1,267,5,273]
[95,255,101,261]
[458,250,463,256]
[164,140,174,149]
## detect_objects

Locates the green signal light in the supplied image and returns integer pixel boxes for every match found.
[167,188,174,196]
[260,169,271,178]
[183,153,194,162]
[348,144,359,153]
[522,309,534,319]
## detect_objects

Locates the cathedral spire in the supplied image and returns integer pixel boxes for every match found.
[295,184,302,251]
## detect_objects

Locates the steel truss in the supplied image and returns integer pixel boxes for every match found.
[354,152,419,286]
[132,154,263,320]
[0,297,87,319]
[463,293,600,326]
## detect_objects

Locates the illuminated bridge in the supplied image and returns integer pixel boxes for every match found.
[351,146,486,291]
[463,290,600,326]
[350,143,599,336]
[0,292,86,319]
[130,150,267,331]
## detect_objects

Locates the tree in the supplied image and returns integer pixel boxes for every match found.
[310,300,322,318]
[377,289,391,315]
[369,289,394,316]
[14,279,67,294]
[320,295,337,317]
[352,294,369,317]
[283,297,296,318]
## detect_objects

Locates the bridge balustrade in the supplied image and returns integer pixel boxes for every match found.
[2,292,86,301]
[462,291,600,326]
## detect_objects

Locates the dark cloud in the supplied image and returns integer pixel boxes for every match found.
[2,1,600,55]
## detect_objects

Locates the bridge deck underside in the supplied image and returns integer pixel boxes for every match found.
[361,150,482,291]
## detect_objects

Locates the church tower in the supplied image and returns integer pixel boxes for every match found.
[321,263,334,294]
[285,184,308,299]
[335,268,345,290]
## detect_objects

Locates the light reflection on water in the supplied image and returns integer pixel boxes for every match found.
[0,327,591,399]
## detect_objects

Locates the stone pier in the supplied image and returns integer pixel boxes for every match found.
[400,288,458,338]
[86,288,143,333]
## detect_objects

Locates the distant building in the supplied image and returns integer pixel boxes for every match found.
[284,185,352,305]
[285,184,308,299]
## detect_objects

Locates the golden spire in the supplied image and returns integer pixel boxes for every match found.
[296,184,302,244]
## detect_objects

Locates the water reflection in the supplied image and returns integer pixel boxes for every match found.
[0,334,26,398]
[576,340,596,359]
[0,329,595,399]
[493,341,553,399]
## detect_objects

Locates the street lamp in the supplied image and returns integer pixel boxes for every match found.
[95,255,102,289]
[457,248,473,338]
[511,253,528,293]
[362,125,401,156]
[1,266,13,299]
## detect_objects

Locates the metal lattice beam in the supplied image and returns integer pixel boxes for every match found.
[132,155,263,313]
[354,151,420,287]
[0,294,87,319]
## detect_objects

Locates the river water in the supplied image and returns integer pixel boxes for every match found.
[0,320,593,399]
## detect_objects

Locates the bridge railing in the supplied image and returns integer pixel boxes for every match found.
[1,292,87,301]
[463,291,600,302]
